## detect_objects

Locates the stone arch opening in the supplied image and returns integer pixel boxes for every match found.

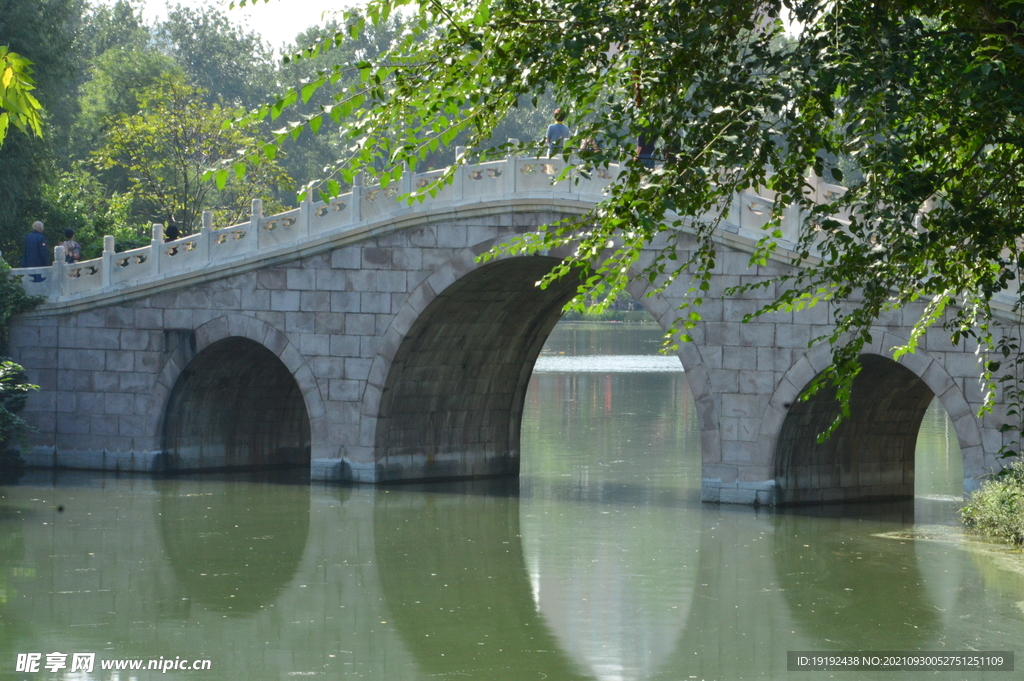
[775,354,935,504]
[162,337,311,471]
[914,399,964,499]
[374,257,579,481]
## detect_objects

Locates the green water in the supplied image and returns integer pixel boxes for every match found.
[1,322,1021,680]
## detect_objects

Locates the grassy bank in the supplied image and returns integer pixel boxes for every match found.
[961,460,1024,545]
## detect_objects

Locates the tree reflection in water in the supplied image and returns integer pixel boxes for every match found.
[772,503,940,649]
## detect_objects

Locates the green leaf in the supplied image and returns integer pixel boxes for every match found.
[301,80,321,103]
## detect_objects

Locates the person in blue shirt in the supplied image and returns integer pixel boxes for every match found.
[21,221,48,267]
[545,108,570,155]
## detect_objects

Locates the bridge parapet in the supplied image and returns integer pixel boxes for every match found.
[7,156,848,306]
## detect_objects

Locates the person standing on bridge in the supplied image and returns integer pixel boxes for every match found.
[20,220,48,268]
[60,229,82,263]
[546,108,570,155]
[164,222,181,242]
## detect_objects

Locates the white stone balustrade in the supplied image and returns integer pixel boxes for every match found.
[2,157,874,306]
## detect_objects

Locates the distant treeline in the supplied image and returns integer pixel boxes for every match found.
[560,291,654,322]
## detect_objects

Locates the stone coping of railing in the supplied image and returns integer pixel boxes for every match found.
[17,155,999,318]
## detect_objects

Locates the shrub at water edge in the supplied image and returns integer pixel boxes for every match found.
[0,360,36,475]
[961,460,1024,546]
[0,257,41,477]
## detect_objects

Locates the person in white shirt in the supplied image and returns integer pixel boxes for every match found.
[545,108,570,154]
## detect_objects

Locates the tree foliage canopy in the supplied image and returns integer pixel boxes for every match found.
[157,5,279,110]
[2,0,314,255]
[240,0,1024,446]
[0,0,79,251]
[95,75,292,232]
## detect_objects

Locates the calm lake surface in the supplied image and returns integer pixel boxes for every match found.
[2,321,1023,680]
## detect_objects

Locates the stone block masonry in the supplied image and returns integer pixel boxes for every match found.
[5,157,1010,504]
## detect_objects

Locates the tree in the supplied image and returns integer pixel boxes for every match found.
[71,46,182,166]
[35,163,132,258]
[0,254,39,472]
[157,4,279,110]
[0,0,79,254]
[95,74,292,233]
[275,15,410,189]
[77,0,150,61]
[274,11,554,189]
[238,0,1024,449]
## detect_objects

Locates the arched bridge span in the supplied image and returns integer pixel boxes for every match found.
[5,157,1007,503]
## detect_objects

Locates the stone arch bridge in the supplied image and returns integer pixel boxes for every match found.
[6,156,1010,504]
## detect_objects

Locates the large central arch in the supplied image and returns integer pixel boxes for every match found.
[373,257,579,481]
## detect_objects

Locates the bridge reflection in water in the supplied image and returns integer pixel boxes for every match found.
[157,474,311,615]
[0,476,1015,679]
[0,326,1016,680]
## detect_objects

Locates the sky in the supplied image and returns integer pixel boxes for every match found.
[138,0,364,51]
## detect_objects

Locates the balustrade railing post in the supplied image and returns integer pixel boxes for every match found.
[251,198,263,228]
[101,235,114,288]
[200,210,213,262]
[400,162,412,199]
[51,246,66,299]
[350,172,363,224]
[151,223,164,274]
[298,189,312,239]
[780,204,802,246]
[506,138,519,195]
[731,191,743,231]
[251,198,264,247]
[454,146,467,201]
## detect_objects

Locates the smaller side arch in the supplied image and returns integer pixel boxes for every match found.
[148,314,328,471]
[763,334,982,503]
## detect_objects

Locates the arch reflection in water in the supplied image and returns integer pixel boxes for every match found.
[915,400,964,500]
[373,480,591,680]
[519,498,697,681]
[158,474,311,615]
[772,504,940,650]
[521,324,701,681]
